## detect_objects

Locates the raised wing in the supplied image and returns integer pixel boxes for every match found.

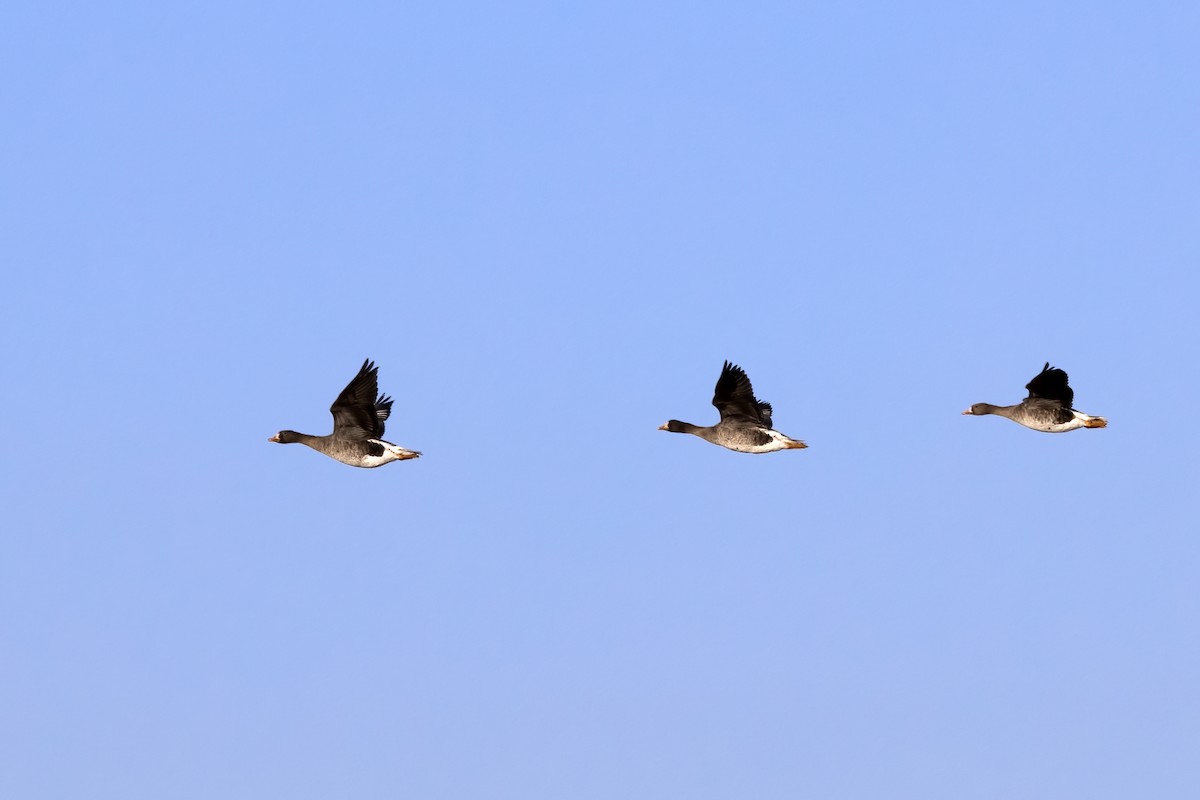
[712,361,773,427]
[1025,362,1074,408]
[330,359,393,440]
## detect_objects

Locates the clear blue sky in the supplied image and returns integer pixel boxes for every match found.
[3,2,1198,798]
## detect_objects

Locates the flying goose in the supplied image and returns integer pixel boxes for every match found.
[963,362,1107,433]
[269,359,421,467]
[659,361,807,453]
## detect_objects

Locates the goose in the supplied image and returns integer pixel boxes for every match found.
[659,361,807,453]
[269,359,421,467]
[963,362,1107,433]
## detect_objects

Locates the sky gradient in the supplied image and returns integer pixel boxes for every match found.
[3,3,1198,798]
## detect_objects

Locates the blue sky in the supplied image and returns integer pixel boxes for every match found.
[3,2,1198,798]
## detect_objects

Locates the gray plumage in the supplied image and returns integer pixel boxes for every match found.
[659,361,807,453]
[963,362,1108,433]
[269,359,421,467]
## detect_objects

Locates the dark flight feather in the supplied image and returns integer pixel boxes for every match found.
[330,359,392,441]
[712,361,773,427]
[1024,362,1074,408]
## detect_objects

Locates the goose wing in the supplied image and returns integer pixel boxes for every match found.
[1025,362,1074,408]
[712,361,773,427]
[330,359,393,441]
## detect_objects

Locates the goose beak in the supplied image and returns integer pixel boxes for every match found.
[657,423,669,430]
[961,408,974,415]
[268,434,281,442]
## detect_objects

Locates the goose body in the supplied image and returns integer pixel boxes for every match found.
[659,361,807,453]
[269,359,421,467]
[963,362,1107,433]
